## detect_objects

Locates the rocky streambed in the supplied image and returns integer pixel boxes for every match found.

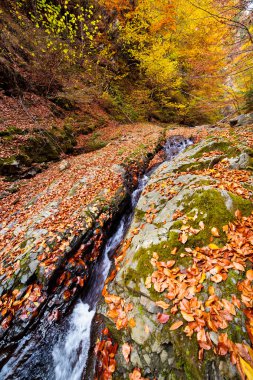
[1,129,253,380]
[0,132,192,379]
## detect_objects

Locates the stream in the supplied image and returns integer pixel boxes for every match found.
[0,136,192,380]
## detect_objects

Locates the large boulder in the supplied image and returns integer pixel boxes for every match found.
[229,112,253,127]
[98,137,253,379]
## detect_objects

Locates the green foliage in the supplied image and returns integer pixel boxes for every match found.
[14,0,100,63]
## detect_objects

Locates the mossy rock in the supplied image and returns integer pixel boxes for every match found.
[98,134,253,379]
[0,126,27,137]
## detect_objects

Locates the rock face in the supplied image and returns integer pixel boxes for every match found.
[98,137,253,379]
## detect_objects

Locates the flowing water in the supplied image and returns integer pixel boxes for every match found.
[0,136,192,380]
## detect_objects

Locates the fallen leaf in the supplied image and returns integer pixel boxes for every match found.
[157,313,170,324]
[128,318,136,328]
[239,357,253,380]
[199,221,205,230]
[171,247,178,255]
[246,270,253,281]
[179,232,188,244]
[233,262,245,271]
[211,274,223,283]
[235,209,242,219]
[166,260,176,268]
[181,311,195,322]
[211,227,220,237]
[122,343,131,363]
[170,320,184,331]
[156,301,170,310]
[129,368,147,380]
[145,276,152,289]
[209,243,219,250]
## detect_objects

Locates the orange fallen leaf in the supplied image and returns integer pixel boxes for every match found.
[128,318,136,328]
[129,368,147,380]
[145,276,152,289]
[107,309,118,319]
[208,286,215,295]
[104,294,121,305]
[235,209,242,219]
[211,274,223,283]
[199,221,205,230]
[171,247,178,255]
[233,262,245,271]
[181,311,195,322]
[222,299,236,316]
[179,232,188,244]
[246,269,253,281]
[166,260,176,268]
[170,320,183,331]
[156,301,170,310]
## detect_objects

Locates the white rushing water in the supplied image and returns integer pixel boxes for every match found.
[52,168,152,380]
[53,303,95,380]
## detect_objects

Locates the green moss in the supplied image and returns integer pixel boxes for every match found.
[172,220,183,230]
[134,248,153,279]
[176,161,213,173]
[161,324,203,379]
[229,193,253,216]
[191,140,239,159]
[0,126,26,137]
[85,132,108,152]
[182,189,237,248]
[102,316,125,345]
[0,156,21,175]
[135,209,146,222]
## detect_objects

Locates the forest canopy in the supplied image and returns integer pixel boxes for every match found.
[1,0,253,124]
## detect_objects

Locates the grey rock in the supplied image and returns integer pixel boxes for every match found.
[160,350,169,363]
[29,259,39,274]
[230,112,253,127]
[140,296,160,314]
[130,350,142,367]
[111,164,126,176]
[59,160,70,171]
[21,274,28,284]
[229,153,250,170]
